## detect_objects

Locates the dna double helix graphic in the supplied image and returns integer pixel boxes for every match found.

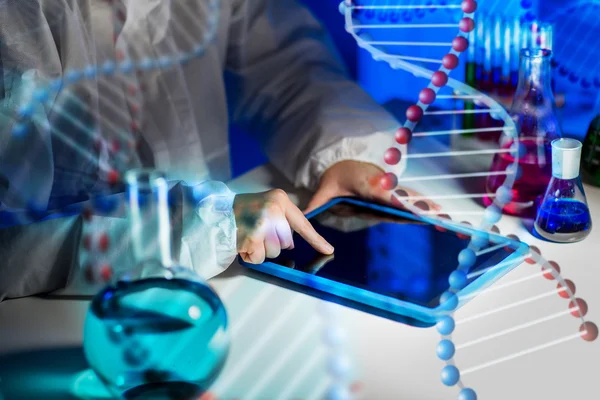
[342,0,598,398]
[3,0,599,398]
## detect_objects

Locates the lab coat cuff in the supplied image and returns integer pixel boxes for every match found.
[179,181,238,280]
[302,130,407,191]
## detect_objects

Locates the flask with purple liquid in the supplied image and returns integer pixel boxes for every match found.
[485,48,562,217]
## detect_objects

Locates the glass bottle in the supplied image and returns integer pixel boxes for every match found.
[534,139,592,243]
[83,169,229,400]
[581,113,600,187]
[484,48,562,217]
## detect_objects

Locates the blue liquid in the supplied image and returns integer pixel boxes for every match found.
[83,278,229,399]
[535,199,592,242]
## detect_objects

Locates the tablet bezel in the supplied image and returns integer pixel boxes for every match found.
[239,197,529,324]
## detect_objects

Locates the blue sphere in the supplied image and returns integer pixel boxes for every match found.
[459,388,478,400]
[338,2,347,16]
[327,384,351,400]
[568,72,579,84]
[436,316,455,335]
[449,270,468,290]
[34,88,49,103]
[102,61,116,75]
[524,11,536,21]
[66,70,83,83]
[84,65,98,79]
[441,365,460,386]
[496,185,513,204]
[506,163,523,180]
[12,123,28,137]
[458,248,476,269]
[18,103,34,118]
[581,79,592,89]
[328,355,352,379]
[511,141,527,159]
[140,58,155,71]
[323,326,346,348]
[520,0,533,9]
[436,340,455,360]
[93,195,120,215]
[471,232,489,248]
[484,205,502,224]
[119,61,134,74]
[440,291,458,311]
[159,56,174,69]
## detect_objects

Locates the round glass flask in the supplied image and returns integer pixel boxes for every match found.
[83,170,229,399]
[485,48,562,217]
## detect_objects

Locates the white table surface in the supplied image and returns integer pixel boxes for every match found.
[1,150,599,399]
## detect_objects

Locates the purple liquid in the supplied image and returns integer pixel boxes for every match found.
[485,138,553,216]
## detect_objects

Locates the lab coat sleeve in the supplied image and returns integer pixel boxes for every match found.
[226,0,405,191]
[177,180,238,281]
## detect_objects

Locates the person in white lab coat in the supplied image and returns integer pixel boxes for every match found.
[0,0,434,300]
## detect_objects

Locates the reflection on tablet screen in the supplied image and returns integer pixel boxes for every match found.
[270,201,513,309]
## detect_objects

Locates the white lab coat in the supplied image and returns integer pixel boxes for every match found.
[0,0,404,300]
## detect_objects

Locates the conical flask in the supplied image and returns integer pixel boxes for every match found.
[534,139,592,243]
[484,48,562,217]
[83,169,229,399]
[581,113,600,187]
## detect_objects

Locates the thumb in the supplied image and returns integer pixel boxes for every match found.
[304,185,340,215]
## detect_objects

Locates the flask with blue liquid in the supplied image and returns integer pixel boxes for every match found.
[534,139,592,243]
[83,169,229,399]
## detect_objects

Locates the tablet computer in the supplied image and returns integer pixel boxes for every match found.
[239,197,528,325]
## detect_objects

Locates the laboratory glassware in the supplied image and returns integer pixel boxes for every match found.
[485,48,562,217]
[83,169,229,399]
[534,139,592,242]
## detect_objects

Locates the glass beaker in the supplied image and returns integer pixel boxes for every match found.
[534,139,592,243]
[484,48,562,217]
[83,169,229,400]
[581,113,600,187]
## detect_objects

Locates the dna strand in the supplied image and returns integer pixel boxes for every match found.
[547,0,600,89]
[342,0,598,398]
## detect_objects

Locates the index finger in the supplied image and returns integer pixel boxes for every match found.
[282,199,334,255]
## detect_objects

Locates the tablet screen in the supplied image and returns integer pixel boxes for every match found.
[269,200,514,308]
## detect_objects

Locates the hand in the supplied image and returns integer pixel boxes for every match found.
[305,160,440,214]
[234,189,334,264]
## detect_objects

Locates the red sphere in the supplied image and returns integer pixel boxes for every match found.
[457,221,472,240]
[419,88,436,105]
[384,147,402,165]
[380,173,398,191]
[107,169,120,186]
[82,235,91,250]
[83,207,93,221]
[580,322,599,342]
[459,17,475,33]
[570,298,588,317]
[406,105,424,122]
[452,36,469,52]
[543,261,560,280]
[390,190,408,208]
[461,0,478,13]
[100,264,113,282]
[111,139,120,153]
[98,233,110,252]
[435,214,451,232]
[442,54,459,70]
[504,233,520,251]
[557,279,575,299]
[525,245,541,264]
[395,127,413,145]
[431,71,448,87]
[490,225,500,234]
